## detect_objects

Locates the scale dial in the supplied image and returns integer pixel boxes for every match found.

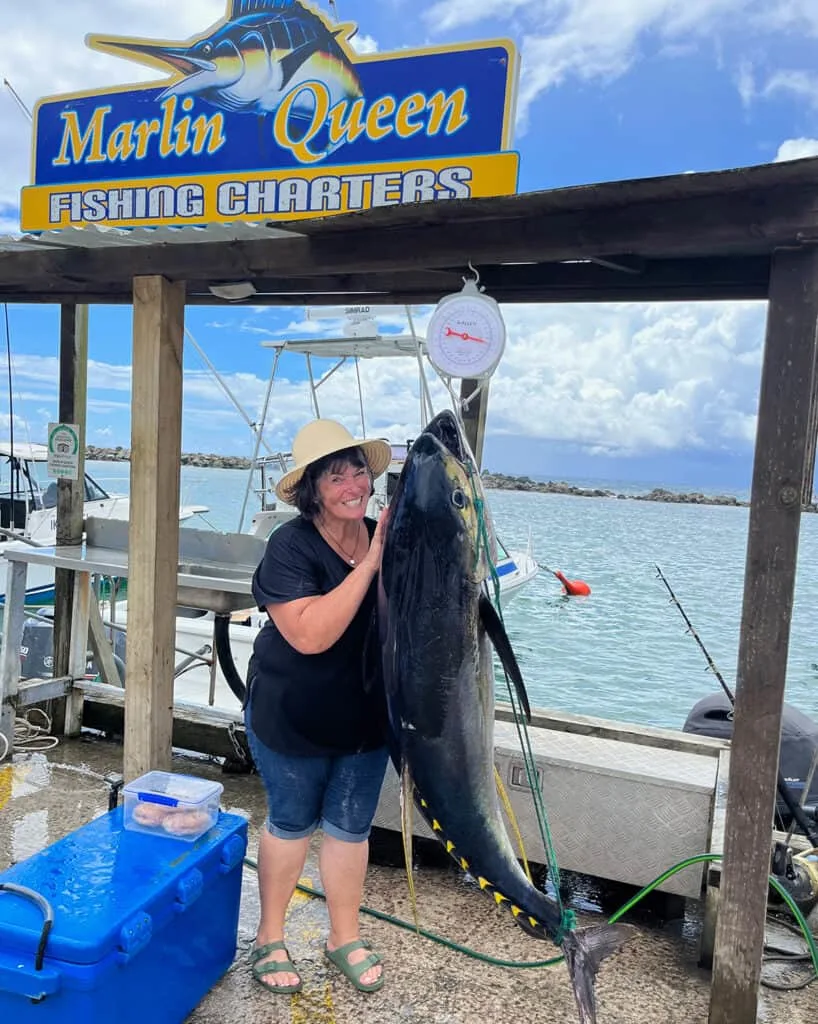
[426,286,507,380]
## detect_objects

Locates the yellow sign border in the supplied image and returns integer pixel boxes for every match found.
[21,153,520,232]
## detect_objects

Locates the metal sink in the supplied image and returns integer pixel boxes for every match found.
[84,516,266,615]
[175,561,255,614]
[177,562,253,582]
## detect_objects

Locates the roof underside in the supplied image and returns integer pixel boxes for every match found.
[2,158,818,306]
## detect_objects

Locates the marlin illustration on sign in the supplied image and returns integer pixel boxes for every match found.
[89,0,363,155]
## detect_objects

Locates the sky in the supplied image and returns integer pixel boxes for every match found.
[2,0,818,489]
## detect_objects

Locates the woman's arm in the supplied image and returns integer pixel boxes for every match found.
[267,510,388,655]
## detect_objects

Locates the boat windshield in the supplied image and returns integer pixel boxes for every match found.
[0,457,110,505]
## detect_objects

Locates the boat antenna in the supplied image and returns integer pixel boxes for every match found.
[655,563,818,845]
[3,79,33,123]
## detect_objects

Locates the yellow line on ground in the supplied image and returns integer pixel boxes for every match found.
[0,765,12,813]
[290,984,337,1024]
[286,875,338,1023]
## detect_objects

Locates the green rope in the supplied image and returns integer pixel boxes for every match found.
[467,463,575,941]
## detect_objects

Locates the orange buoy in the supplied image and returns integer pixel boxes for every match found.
[554,570,591,597]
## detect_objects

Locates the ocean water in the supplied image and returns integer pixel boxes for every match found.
[87,461,818,732]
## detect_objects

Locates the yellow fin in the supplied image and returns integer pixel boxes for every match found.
[399,763,420,934]
[459,857,469,871]
[511,906,521,917]
[431,819,442,832]
[478,877,490,889]
[446,840,456,853]
[528,916,538,928]
[494,764,533,883]
[494,891,508,905]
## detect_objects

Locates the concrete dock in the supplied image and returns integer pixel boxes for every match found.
[2,734,817,1024]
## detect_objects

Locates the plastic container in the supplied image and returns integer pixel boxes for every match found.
[0,805,247,1023]
[123,771,224,842]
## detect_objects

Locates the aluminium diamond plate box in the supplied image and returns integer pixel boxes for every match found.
[373,718,722,899]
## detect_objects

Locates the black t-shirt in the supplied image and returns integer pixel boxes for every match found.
[248,515,385,757]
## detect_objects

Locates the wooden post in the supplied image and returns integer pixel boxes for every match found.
[0,561,27,760]
[124,276,185,782]
[460,378,490,469]
[709,246,818,1024]
[52,303,88,734]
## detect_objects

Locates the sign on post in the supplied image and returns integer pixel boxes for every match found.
[47,423,80,480]
[21,0,521,231]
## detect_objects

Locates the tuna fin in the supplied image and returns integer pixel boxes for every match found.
[279,39,323,89]
[562,924,637,1024]
[494,765,533,882]
[399,761,420,932]
[479,593,531,722]
[231,0,297,18]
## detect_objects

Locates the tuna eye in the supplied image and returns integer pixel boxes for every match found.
[201,42,213,55]
[451,489,466,509]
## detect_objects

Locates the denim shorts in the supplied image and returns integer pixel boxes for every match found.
[245,706,389,843]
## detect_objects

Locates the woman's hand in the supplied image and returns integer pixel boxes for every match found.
[361,506,390,573]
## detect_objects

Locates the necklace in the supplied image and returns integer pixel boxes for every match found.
[319,520,363,565]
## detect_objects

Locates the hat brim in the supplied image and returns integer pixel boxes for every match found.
[275,438,393,505]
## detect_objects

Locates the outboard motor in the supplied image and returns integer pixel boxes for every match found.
[683,693,818,830]
[19,613,127,682]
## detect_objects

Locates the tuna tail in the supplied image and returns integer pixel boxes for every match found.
[562,924,636,1024]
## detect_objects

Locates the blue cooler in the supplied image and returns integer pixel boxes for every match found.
[0,805,247,1023]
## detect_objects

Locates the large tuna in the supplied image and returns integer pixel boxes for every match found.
[378,409,634,1024]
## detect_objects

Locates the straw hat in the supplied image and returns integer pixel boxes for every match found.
[275,419,392,504]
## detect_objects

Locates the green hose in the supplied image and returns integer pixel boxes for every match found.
[243,851,818,978]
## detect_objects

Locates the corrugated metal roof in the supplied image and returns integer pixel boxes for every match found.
[0,221,304,253]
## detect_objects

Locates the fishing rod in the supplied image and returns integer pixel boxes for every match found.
[655,566,735,705]
[656,565,818,847]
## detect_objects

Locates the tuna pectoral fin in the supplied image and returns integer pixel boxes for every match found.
[279,40,323,89]
[562,924,637,1024]
[479,593,531,722]
[399,761,420,931]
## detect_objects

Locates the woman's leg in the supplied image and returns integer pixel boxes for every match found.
[245,706,329,986]
[320,834,381,986]
[319,746,390,987]
[254,830,311,986]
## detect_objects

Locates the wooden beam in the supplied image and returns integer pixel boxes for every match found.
[709,246,818,1024]
[124,276,185,782]
[0,187,812,289]
[51,303,88,734]
[0,255,773,307]
[460,378,490,469]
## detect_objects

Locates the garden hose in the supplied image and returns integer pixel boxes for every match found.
[244,851,818,984]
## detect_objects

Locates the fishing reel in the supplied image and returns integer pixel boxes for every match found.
[769,841,818,916]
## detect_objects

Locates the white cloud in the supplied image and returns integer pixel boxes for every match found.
[775,137,818,161]
[762,70,818,109]
[422,0,818,127]
[350,33,379,54]
[482,300,766,455]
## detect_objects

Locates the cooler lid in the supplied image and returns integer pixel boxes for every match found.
[0,806,247,967]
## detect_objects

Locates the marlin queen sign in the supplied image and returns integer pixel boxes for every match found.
[20,0,520,231]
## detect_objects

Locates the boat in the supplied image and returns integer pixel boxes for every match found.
[0,441,208,604]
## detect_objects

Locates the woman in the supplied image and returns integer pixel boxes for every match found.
[244,418,393,996]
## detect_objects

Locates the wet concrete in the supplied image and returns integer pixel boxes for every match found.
[1,734,818,1024]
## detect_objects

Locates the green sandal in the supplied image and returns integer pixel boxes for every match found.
[248,940,303,994]
[324,939,384,993]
